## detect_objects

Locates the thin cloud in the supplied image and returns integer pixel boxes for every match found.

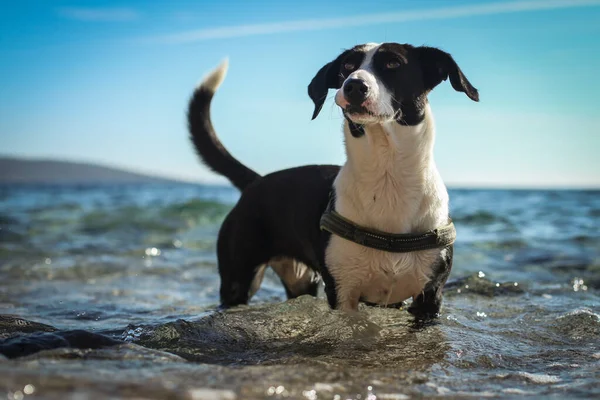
[148,0,600,44]
[58,7,139,22]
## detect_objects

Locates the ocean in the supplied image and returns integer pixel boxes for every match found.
[0,183,598,399]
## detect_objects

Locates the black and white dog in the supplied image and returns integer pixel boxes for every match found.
[188,42,478,318]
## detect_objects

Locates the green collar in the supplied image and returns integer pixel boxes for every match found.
[320,192,456,253]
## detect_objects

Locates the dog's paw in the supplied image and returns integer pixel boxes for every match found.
[407,304,441,321]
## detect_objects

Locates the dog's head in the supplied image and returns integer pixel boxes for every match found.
[308,43,479,125]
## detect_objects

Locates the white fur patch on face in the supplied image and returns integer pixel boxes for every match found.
[337,43,396,124]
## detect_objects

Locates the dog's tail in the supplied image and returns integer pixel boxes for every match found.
[187,60,260,191]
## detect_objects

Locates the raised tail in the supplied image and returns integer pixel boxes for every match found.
[187,60,260,191]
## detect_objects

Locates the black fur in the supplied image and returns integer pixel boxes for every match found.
[408,245,454,320]
[308,43,478,125]
[344,115,365,138]
[308,46,368,120]
[213,165,338,307]
[188,87,260,190]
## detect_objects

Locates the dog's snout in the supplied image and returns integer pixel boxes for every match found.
[343,79,369,105]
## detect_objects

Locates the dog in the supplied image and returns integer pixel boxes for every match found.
[187,42,478,319]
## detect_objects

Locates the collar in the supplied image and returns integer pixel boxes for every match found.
[320,191,456,253]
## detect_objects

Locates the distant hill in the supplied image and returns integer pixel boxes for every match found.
[0,156,183,184]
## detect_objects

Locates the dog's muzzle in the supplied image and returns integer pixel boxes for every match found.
[343,79,369,105]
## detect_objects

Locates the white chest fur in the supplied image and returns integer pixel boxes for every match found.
[326,239,445,305]
[325,108,450,310]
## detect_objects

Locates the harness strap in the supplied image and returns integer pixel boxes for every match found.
[320,193,456,253]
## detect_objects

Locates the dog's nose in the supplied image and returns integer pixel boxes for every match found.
[343,79,369,105]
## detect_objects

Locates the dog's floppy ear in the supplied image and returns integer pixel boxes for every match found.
[416,46,479,102]
[307,51,349,120]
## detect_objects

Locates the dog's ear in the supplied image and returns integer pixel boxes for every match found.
[307,51,348,120]
[416,46,479,102]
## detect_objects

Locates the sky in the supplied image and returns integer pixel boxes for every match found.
[1,0,599,188]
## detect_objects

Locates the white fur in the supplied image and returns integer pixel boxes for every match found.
[336,44,395,124]
[199,58,229,93]
[327,81,450,310]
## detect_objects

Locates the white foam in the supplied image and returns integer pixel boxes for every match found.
[189,388,236,400]
[377,394,410,400]
[518,372,561,384]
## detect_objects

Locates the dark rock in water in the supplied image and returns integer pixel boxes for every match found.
[445,274,524,297]
[0,315,57,339]
[552,309,600,340]
[0,322,122,359]
[15,343,187,363]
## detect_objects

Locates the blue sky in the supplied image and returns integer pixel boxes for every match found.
[1,0,599,188]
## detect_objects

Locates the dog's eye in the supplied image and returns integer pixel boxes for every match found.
[343,63,355,71]
[386,60,401,69]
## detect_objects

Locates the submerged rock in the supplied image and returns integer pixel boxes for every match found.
[15,342,187,363]
[0,315,122,359]
[125,296,449,368]
[0,315,57,339]
[553,308,600,340]
[0,328,122,359]
[445,274,524,297]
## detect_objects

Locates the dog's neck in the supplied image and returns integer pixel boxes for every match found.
[334,104,449,234]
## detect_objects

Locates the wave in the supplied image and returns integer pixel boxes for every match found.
[452,210,512,226]
[80,199,232,235]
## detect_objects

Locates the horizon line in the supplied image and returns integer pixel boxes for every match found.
[2,154,599,190]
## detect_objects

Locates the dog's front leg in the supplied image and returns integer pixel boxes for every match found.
[407,246,453,320]
[335,281,362,312]
[407,284,444,320]
[324,245,364,312]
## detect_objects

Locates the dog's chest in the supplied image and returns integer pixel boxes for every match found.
[326,237,441,305]
[327,139,449,306]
